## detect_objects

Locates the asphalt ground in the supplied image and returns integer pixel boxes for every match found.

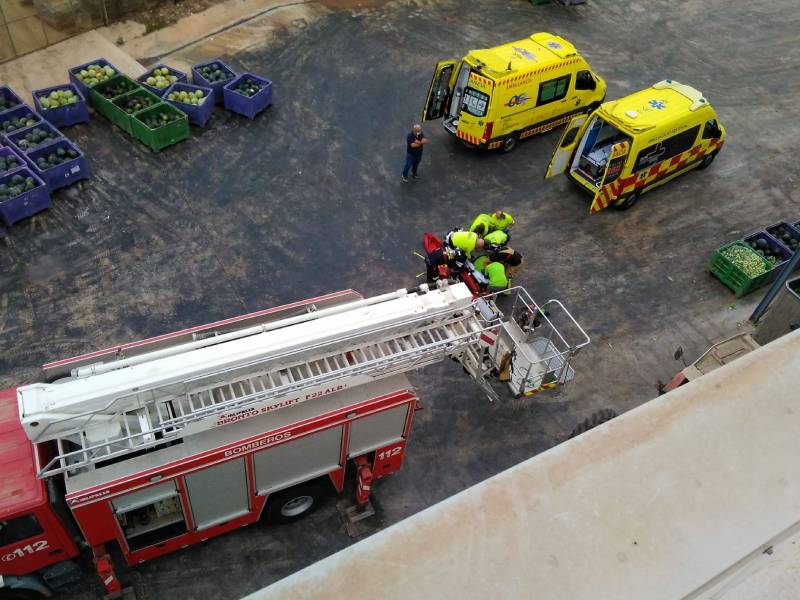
[1,0,798,598]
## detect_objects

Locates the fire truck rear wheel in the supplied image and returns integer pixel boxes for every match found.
[0,589,46,600]
[265,480,329,524]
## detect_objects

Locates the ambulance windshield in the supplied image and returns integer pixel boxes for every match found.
[462,87,489,117]
[572,116,629,185]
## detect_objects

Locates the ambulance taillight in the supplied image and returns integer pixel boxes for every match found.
[483,122,493,141]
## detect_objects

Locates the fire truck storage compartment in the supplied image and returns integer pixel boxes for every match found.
[347,404,409,457]
[184,458,249,530]
[112,480,187,551]
[254,426,343,495]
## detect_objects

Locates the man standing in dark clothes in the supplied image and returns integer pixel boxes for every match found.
[402,124,428,182]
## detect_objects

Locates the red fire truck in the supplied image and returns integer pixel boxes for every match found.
[0,282,588,598]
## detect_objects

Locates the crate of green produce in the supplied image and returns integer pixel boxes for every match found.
[138,64,187,97]
[88,75,141,120]
[7,122,62,154]
[765,221,800,254]
[131,104,189,152]
[709,241,774,297]
[0,86,22,116]
[191,60,236,103]
[223,73,272,119]
[0,168,50,225]
[109,88,161,134]
[0,105,41,139]
[69,59,119,96]
[164,83,213,127]
[32,84,89,128]
[27,138,88,191]
[0,147,25,176]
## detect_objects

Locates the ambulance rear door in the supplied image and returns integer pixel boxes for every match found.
[455,71,494,144]
[422,60,456,122]
[589,141,630,213]
[544,114,590,179]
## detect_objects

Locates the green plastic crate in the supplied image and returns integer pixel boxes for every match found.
[130,103,189,152]
[708,241,774,297]
[88,74,142,125]
[109,88,162,135]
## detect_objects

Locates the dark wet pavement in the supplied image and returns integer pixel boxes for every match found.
[1,0,798,597]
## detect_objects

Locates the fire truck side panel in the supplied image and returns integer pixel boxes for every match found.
[64,378,415,564]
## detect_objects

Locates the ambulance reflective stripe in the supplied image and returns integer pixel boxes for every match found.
[457,129,483,145]
[518,382,558,398]
[468,72,493,90]
[499,57,582,89]
[520,114,573,139]
[590,141,630,214]
[590,137,725,213]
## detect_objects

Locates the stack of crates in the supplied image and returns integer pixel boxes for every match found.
[709,219,800,297]
[75,58,190,152]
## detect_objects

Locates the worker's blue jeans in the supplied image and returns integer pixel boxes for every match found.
[403,154,422,177]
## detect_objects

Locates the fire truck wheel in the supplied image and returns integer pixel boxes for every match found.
[0,589,46,600]
[612,190,640,211]
[500,134,519,154]
[265,480,329,524]
[568,408,617,439]
[698,151,717,170]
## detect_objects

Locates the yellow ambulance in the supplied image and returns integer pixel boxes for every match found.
[544,80,726,212]
[421,33,606,153]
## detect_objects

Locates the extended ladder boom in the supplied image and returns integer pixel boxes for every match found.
[18,282,589,478]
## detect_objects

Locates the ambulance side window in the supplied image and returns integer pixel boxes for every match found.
[575,70,596,91]
[0,514,43,547]
[703,119,721,139]
[634,125,700,172]
[537,75,571,106]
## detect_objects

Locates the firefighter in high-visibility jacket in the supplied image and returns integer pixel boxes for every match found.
[469,213,493,236]
[474,255,510,295]
[446,230,484,257]
[489,210,515,232]
[484,228,509,246]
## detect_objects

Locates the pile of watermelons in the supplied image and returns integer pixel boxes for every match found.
[98,79,138,99]
[0,94,19,111]
[16,127,58,151]
[198,63,232,84]
[232,78,263,98]
[0,174,37,200]
[770,224,800,253]
[0,154,20,173]
[140,111,181,130]
[35,147,79,171]
[75,64,117,86]
[38,88,80,109]
[747,237,784,266]
[2,115,37,134]
[119,94,157,114]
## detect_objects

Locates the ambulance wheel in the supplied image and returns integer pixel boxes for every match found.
[613,190,640,211]
[265,480,329,524]
[698,151,717,170]
[500,134,519,153]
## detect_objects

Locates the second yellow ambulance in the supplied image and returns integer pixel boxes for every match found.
[545,80,726,212]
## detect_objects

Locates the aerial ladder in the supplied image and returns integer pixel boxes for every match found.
[3,282,588,599]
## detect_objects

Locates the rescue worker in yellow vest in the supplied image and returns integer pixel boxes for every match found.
[474,255,511,295]
[446,229,485,258]
[489,210,515,232]
[484,228,508,247]
[469,213,493,237]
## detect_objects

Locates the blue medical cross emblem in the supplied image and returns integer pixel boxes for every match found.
[649,99,666,110]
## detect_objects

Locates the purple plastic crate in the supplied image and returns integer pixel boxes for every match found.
[191,60,237,103]
[6,121,63,154]
[0,168,50,225]
[223,73,273,119]
[32,83,89,128]
[744,230,792,281]
[765,221,800,253]
[0,146,26,177]
[0,105,42,140]
[164,82,214,127]
[0,86,23,116]
[68,58,121,97]
[26,138,88,191]
[138,63,188,98]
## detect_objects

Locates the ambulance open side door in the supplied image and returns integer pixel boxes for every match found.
[422,60,456,122]
[544,114,590,179]
[589,141,630,214]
